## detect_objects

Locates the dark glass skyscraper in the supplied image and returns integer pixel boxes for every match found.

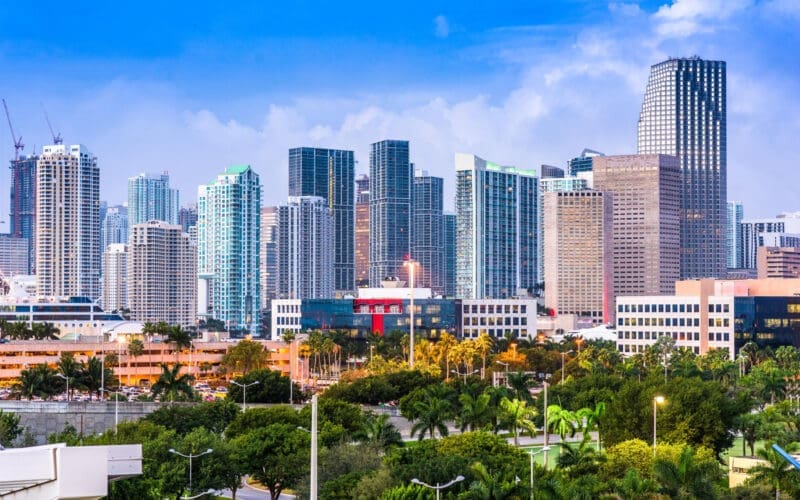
[369,140,412,286]
[9,154,37,273]
[638,57,727,279]
[443,213,456,297]
[288,147,355,293]
[412,172,444,295]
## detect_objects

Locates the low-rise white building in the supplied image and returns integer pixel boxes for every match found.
[457,299,537,340]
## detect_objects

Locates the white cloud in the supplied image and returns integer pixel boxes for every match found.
[653,0,753,38]
[608,2,644,16]
[434,15,450,38]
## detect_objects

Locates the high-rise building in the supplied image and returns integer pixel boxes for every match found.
[537,176,590,285]
[593,154,681,299]
[757,247,800,279]
[543,190,612,324]
[9,154,38,273]
[260,206,279,308]
[198,165,261,333]
[455,153,538,299]
[638,57,727,279]
[127,173,179,238]
[101,205,129,250]
[129,221,196,328]
[0,235,30,276]
[727,201,744,269]
[370,140,412,286]
[741,214,800,269]
[102,244,128,313]
[277,196,334,299]
[355,175,370,287]
[288,147,355,293]
[178,204,198,233]
[540,165,564,179]
[36,144,100,298]
[443,213,457,297]
[412,171,445,295]
[567,148,604,177]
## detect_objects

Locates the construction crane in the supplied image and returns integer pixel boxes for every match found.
[41,102,62,145]
[1,98,24,162]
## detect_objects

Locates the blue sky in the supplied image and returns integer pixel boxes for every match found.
[0,0,798,218]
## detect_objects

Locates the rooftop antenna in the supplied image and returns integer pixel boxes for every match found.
[1,98,24,162]
[41,102,63,145]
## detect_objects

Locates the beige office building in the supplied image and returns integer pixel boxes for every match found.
[36,145,100,298]
[543,190,613,324]
[128,221,196,327]
[757,247,800,278]
[102,244,128,313]
[593,154,681,299]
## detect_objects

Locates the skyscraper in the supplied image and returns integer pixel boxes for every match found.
[593,154,681,298]
[543,190,612,324]
[740,214,800,269]
[198,165,261,333]
[567,149,604,177]
[102,244,128,313]
[288,147,355,293]
[9,154,37,273]
[129,221,196,328]
[537,176,590,287]
[101,205,129,250]
[178,204,198,233]
[638,57,727,279]
[277,196,334,299]
[412,171,445,295]
[370,140,412,286]
[727,201,744,269]
[455,153,538,299]
[443,213,457,297]
[260,206,279,308]
[355,174,370,287]
[36,144,100,298]
[127,173,179,237]
[0,235,30,276]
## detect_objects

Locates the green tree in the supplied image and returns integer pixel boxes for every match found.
[462,461,524,500]
[151,363,195,402]
[601,439,653,481]
[457,392,493,432]
[225,405,303,439]
[226,368,299,404]
[557,437,603,478]
[144,400,240,435]
[507,371,534,402]
[77,356,116,401]
[16,363,61,400]
[0,410,22,447]
[166,325,193,363]
[4,321,31,340]
[612,469,660,500]
[576,401,606,450]
[547,404,578,441]
[498,397,537,447]
[220,339,270,376]
[31,322,60,340]
[355,413,403,451]
[410,396,453,440]
[750,443,800,500]
[57,352,81,400]
[653,445,721,500]
[126,339,145,386]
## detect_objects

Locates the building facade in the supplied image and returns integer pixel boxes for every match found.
[260,206,279,308]
[370,140,412,287]
[412,172,445,295]
[638,57,727,280]
[567,148,604,177]
[197,165,261,333]
[537,176,589,285]
[740,214,800,269]
[102,243,128,313]
[455,153,538,299]
[593,154,681,297]
[128,221,196,328]
[9,154,37,273]
[178,204,198,233]
[355,175,370,288]
[36,144,101,298]
[127,173,179,237]
[456,299,538,339]
[727,201,744,269]
[0,235,30,276]
[543,190,613,324]
[757,247,800,279]
[443,213,457,298]
[288,147,355,293]
[101,205,129,250]
[277,196,334,299]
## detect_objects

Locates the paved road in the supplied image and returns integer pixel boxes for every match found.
[218,481,296,499]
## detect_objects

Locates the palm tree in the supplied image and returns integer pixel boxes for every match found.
[750,443,800,500]
[653,446,720,500]
[576,401,606,450]
[79,356,113,401]
[127,339,145,386]
[31,322,60,340]
[457,392,492,432]
[166,325,193,363]
[355,413,403,451]
[410,396,452,440]
[507,370,534,402]
[57,352,81,400]
[435,333,457,380]
[557,438,603,478]
[16,364,60,400]
[547,404,578,443]
[498,397,537,446]
[5,321,31,340]
[474,333,493,379]
[612,469,660,500]
[151,363,195,402]
[463,462,523,500]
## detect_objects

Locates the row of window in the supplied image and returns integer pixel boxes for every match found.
[618,317,701,327]
[465,316,527,326]
[462,304,528,314]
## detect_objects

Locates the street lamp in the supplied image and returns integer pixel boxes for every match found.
[230,380,260,412]
[56,373,70,401]
[496,360,510,387]
[653,395,665,457]
[411,475,465,500]
[169,448,213,497]
[101,388,123,428]
[561,350,574,385]
[528,446,550,500]
[298,395,320,500]
[451,368,479,383]
[403,257,417,368]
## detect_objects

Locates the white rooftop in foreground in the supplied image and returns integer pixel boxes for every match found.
[0,443,142,499]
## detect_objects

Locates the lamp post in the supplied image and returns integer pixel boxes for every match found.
[117,337,124,390]
[496,360,510,387]
[404,257,417,368]
[169,448,213,497]
[451,369,479,383]
[653,395,665,457]
[561,350,574,385]
[528,446,550,500]
[101,388,123,428]
[56,373,69,401]
[543,381,549,468]
[411,475,465,500]
[230,380,260,412]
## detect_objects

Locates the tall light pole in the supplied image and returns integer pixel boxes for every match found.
[117,337,124,389]
[311,394,318,500]
[56,373,69,401]
[653,395,665,457]
[403,258,417,368]
[529,446,550,500]
[169,448,212,497]
[230,380,260,412]
[496,360,510,387]
[543,381,549,468]
[411,475,465,500]
[561,350,573,385]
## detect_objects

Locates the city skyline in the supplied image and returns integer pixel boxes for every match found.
[0,1,798,221]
